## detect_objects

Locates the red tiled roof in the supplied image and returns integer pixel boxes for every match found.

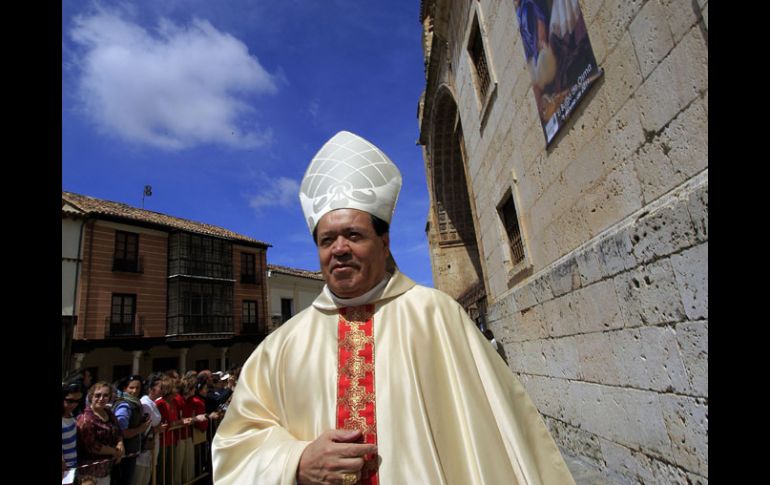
[268,263,324,281]
[62,190,270,247]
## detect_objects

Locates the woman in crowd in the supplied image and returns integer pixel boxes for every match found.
[133,373,163,485]
[154,375,177,485]
[62,381,83,478]
[77,381,125,485]
[173,377,195,484]
[71,368,93,418]
[190,376,216,477]
[114,376,151,485]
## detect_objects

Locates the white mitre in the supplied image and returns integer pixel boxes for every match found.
[299,131,402,233]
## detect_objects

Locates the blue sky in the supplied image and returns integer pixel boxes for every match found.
[62,0,434,287]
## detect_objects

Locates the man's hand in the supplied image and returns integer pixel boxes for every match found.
[297,429,377,485]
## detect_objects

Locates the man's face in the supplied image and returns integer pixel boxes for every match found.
[316,209,390,298]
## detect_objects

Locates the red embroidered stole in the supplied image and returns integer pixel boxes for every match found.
[337,304,378,485]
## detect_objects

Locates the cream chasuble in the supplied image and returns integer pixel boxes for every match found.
[212,270,575,485]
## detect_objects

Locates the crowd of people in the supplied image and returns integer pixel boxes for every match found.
[62,366,241,485]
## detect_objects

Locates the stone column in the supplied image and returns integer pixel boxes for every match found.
[132,350,143,375]
[179,348,189,374]
[73,353,86,371]
[220,348,228,371]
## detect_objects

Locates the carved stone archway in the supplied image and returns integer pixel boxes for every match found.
[427,87,486,322]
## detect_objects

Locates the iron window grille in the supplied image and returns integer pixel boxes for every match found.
[499,194,525,265]
[468,17,491,103]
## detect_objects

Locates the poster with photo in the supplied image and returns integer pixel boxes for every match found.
[514,0,603,145]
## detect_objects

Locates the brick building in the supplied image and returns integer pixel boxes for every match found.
[63,191,271,381]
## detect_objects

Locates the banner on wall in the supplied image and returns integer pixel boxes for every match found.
[514,0,603,145]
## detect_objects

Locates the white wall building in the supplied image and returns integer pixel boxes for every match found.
[62,201,87,378]
[266,264,325,332]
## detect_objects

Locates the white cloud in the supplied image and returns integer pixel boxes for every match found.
[399,241,429,254]
[69,9,278,150]
[308,99,320,119]
[249,176,300,212]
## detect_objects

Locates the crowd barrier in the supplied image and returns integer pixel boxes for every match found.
[66,415,222,485]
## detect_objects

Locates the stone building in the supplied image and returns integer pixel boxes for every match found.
[417,0,707,483]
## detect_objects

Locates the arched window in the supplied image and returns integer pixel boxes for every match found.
[431,89,474,245]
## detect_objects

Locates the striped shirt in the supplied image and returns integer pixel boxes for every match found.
[61,416,77,469]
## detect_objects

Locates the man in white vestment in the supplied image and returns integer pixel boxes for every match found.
[212,131,575,485]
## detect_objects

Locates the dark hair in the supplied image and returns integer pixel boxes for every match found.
[370,215,390,236]
[62,380,83,396]
[312,213,390,245]
[117,374,145,394]
[62,380,84,415]
[195,375,208,394]
[145,372,163,391]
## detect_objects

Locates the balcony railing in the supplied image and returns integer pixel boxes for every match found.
[112,255,144,273]
[167,315,234,336]
[240,273,259,284]
[457,280,486,309]
[239,316,265,336]
[105,315,144,338]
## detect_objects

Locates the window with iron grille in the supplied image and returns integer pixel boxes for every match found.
[168,232,233,279]
[167,279,234,334]
[499,193,525,266]
[241,253,257,284]
[113,231,139,272]
[467,15,491,103]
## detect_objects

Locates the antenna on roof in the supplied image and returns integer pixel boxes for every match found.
[142,185,153,209]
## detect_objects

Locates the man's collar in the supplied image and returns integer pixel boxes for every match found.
[313,268,417,311]
[323,272,392,308]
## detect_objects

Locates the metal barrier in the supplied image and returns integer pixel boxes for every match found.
[154,415,222,485]
[65,415,222,485]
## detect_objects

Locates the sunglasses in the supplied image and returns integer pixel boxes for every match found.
[64,398,81,404]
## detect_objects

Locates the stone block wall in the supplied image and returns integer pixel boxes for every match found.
[439,0,708,300]
[487,173,707,484]
[420,0,707,481]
